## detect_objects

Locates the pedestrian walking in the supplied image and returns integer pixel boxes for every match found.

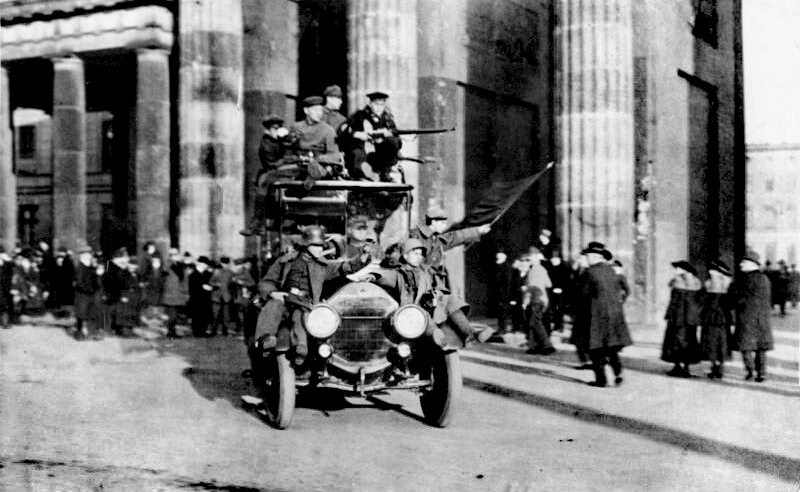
[700,260,734,379]
[568,252,592,369]
[577,243,632,387]
[522,248,555,355]
[73,246,101,340]
[732,251,773,382]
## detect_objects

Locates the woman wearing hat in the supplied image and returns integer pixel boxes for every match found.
[661,260,703,377]
[700,260,734,379]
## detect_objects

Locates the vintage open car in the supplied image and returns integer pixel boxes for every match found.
[246,179,461,429]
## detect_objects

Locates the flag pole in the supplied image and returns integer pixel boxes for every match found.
[486,161,554,227]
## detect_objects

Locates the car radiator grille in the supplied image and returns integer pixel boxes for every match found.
[331,317,392,363]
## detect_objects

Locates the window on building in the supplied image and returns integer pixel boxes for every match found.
[18,125,36,159]
[691,0,718,47]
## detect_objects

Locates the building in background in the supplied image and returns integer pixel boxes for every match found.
[743,1,800,268]
[746,144,800,265]
[0,0,744,322]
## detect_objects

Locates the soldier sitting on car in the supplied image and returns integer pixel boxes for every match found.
[348,238,458,348]
[249,225,372,370]
[241,96,345,237]
[344,91,402,182]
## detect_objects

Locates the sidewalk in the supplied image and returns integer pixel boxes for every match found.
[470,309,799,386]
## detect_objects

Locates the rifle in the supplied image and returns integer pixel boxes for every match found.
[367,127,455,140]
[396,127,455,136]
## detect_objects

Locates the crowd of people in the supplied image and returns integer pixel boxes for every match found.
[489,232,791,385]
[0,240,258,340]
[489,232,633,387]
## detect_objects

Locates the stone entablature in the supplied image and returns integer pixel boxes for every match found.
[1,4,173,60]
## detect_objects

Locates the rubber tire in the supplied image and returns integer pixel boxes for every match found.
[263,353,296,429]
[420,351,462,427]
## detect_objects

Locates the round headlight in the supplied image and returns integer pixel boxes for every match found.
[304,304,340,339]
[392,305,428,339]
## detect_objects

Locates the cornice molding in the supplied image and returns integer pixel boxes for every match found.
[1,4,173,61]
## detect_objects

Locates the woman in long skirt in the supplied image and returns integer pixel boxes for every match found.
[701,260,733,379]
[661,260,703,377]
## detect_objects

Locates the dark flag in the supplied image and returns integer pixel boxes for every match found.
[450,162,553,230]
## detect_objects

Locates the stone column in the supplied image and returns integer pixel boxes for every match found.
[52,56,87,251]
[179,0,245,258]
[349,0,419,244]
[555,0,635,264]
[135,48,171,255]
[242,0,298,252]
[0,67,17,252]
[417,0,468,297]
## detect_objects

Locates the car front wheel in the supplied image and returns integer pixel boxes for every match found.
[419,351,462,427]
[263,353,296,429]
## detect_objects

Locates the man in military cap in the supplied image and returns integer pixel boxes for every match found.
[321,85,347,133]
[285,96,341,179]
[344,91,402,181]
[250,225,371,371]
[410,204,495,345]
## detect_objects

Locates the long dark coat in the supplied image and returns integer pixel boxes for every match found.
[73,263,100,320]
[162,264,189,307]
[104,262,139,327]
[576,262,632,351]
[661,280,703,364]
[732,270,773,351]
[0,261,13,311]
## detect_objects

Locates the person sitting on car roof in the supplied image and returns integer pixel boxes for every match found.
[249,225,372,368]
[344,91,402,182]
[241,97,344,237]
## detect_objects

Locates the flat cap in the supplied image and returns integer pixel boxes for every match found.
[402,238,427,256]
[111,247,128,259]
[425,205,448,220]
[323,85,342,98]
[302,95,324,107]
[347,214,370,228]
[262,115,284,127]
[366,91,389,100]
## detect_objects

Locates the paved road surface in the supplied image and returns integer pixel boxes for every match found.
[0,316,798,491]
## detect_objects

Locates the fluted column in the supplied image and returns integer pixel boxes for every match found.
[349,0,419,245]
[52,56,87,251]
[0,67,17,252]
[555,0,634,264]
[242,0,298,252]
[179,0,244,258]
[135,48,171,255]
